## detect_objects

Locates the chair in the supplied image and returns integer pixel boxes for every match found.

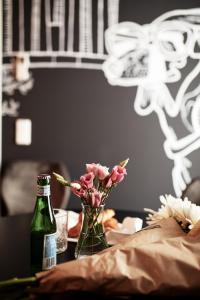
[0,160,71,216]
[182,177,200,206]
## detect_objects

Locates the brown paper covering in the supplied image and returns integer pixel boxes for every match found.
[35,218,200,296]
[188,220,200,237]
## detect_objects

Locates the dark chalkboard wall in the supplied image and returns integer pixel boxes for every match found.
[2,0,200,212]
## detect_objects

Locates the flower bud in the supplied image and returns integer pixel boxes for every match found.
[119,158,129,168]
[71,182,81,190]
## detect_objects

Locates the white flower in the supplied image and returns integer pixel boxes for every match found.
[144,194,200,231]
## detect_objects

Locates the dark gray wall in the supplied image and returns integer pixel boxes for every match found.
[2,0,200,212]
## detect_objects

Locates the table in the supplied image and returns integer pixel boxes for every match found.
[0,211,199,300]
[0,210,146,281]
[0,210,147,300]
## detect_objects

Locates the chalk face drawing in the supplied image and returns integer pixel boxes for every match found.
[102,8,200,196]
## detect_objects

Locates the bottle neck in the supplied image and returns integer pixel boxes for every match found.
[34,185,55,224]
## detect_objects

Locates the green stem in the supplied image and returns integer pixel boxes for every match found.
[0,277,36,288]
[91,208,101,230]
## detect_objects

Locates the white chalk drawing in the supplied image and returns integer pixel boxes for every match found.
[3,0,120,70]
[3,2,199,197]
[2,99,20,117]
[2,0,120,116]
[102,8,200,197]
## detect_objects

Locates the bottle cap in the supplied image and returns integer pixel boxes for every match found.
[37,174,51,180]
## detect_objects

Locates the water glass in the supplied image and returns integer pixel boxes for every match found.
[54,209,68,254]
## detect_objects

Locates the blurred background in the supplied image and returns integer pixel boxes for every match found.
[1,0,200,215]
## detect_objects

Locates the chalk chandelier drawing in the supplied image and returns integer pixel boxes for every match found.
[102,8,200,197]
[2,0,119,116]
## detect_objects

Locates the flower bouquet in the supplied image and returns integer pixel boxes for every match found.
[53,158,129,258]
[145,194,200,233]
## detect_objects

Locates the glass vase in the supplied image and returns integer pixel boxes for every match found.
[75,204,109,259]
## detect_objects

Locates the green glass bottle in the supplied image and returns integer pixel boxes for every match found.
[31,174,57,273]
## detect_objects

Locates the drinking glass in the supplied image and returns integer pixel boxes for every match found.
[53,209,68,254]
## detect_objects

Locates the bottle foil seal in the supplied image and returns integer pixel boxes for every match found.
[37,185,50,196]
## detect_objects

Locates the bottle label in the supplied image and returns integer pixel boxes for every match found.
[37,185,50,196]
[42,233,57,270]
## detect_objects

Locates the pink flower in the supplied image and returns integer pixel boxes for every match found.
[111,165,127,183]
[54,159,129,206]
[86,189,103,207]
[86,163,97,174]
[104,165,127,188]
[80,172,95,189]
[71,181,86,198]
[97,165,109,180]
[86,163,109,180]
[72,187,86,198]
